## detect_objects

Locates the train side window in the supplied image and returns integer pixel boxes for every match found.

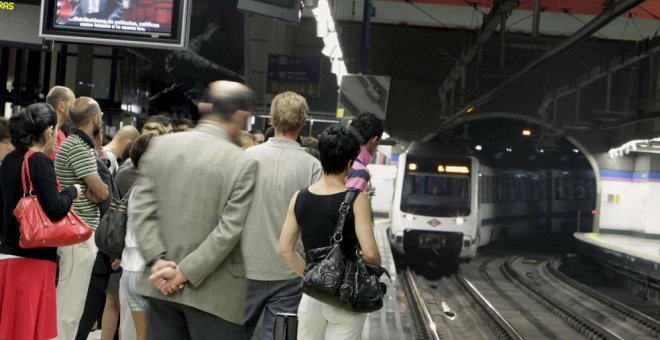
[575,178,587,200]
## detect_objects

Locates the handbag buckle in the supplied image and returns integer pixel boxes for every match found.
[339,202,350,214]
[331,234,343,243]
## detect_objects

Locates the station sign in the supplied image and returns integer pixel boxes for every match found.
[266,54,321,98]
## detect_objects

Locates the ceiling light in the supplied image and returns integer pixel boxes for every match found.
[505,147,512,152]
[522,129,532,136]
[466,107,474,113]
[475,145,482,151]
[572,149,579,153]
[539,148,544,153]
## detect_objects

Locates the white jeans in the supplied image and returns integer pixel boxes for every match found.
[297,294,367,340]
[55,236,97,340]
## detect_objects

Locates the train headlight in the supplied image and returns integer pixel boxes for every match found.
[455,217,464,225]
[404,214,415,221]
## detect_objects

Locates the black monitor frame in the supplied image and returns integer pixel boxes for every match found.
[39,0,191,49]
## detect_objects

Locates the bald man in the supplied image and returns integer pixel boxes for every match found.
[133,81,257,339]
[46,85,75,159]
[103,125,139,175]
[54,96,110,340]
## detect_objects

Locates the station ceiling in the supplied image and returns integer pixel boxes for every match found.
[331,0,660,156]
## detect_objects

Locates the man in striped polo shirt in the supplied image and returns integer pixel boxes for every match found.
[346,112,385,192]
[54,97,109,340]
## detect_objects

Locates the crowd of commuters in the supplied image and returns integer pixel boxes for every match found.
[0,80,385,340]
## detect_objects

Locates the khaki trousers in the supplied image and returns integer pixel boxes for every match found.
[55,236,97,340]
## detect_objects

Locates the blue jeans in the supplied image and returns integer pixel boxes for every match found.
[243,277,303,340]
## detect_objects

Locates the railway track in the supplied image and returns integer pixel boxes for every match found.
[401,255,660,339]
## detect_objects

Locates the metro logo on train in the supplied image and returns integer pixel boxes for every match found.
[0,1,14,10]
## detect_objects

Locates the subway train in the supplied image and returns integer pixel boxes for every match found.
[387,142,595,266]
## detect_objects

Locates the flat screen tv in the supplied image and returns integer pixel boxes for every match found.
[40,0,191,49]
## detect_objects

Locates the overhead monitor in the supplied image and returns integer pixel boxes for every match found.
[40,0,191,49]
[0,0,43,48]
[237,0,303,24]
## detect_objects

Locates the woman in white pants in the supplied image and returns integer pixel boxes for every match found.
[279,125,381,339]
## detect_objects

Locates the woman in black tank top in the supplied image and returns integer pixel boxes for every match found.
[278,125,381,340]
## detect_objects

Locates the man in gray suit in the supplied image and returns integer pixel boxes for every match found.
[132,80,257,339]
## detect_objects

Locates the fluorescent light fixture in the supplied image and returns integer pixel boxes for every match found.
[408,163,418,171]
[313,0,345,83]
[608,136,660,158]
[475,145,482,151]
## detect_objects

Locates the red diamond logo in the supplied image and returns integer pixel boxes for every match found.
[427,219,442,227]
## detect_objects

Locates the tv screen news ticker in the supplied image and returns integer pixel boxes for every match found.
[41,0,189,49]
[54,0,174,36]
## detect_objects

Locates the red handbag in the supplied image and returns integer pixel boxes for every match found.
[13,150,93,248]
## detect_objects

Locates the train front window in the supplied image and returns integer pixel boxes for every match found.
[401,172,471,217]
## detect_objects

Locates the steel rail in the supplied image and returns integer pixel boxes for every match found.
[455,272,525,340]
[546,259,660,339]
[503,256,625,340]
[401,268,441,340]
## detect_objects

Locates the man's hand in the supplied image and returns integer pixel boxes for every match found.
[149,260,187,295]
[111,258,121,271]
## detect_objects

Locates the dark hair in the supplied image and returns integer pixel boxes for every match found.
[130,133,156,168]
[10,103,57,151]
[0,118,10,141]
[318,125,359,174]
[264,126,275,142]
[173,118,193,128]
[145,115,172,126]
[349,112,384,145]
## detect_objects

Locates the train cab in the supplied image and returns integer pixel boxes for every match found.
[388,143,480,264]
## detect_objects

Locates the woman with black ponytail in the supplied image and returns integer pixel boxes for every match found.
[0,103,81,340]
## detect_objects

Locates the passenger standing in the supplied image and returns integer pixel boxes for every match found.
[0,103,81,340]
[119,133,158,340]
[102,125,139,176]
[241,92,323,340]
[54,97,109,340]
[75,127,122,340]
[133,80,257,340]
[278,124,381,339]
[0,117,14,165]
[345,112,384,192]
[45,85,75,159]
[250,129,265,145]
[174,118,194,132]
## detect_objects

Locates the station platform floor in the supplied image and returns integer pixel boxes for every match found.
[89,219,412,340]
[574,232,660,281]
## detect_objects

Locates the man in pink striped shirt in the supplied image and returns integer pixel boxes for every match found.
[345,112,385,192]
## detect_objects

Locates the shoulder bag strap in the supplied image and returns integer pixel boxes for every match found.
[21,150,35,195]
[330,190,357,244]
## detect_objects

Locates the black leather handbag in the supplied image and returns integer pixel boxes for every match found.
[302,190,390,313]
[95,186,133,259]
